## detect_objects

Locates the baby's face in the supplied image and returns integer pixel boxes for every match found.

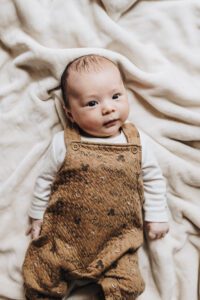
[66,61,129,137]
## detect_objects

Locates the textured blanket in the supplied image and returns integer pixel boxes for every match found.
[0,1,200,299]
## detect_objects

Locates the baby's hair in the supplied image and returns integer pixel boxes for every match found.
[60,54,121,108]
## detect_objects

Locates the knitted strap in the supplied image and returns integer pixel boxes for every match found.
[122,123,142,169]
[64,123,80,146]
[122,123,141,146]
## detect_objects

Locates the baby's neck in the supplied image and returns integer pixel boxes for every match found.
[79,128,122,139]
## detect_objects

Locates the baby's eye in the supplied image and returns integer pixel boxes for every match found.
[86,100,98,107]
[112,93,121,100]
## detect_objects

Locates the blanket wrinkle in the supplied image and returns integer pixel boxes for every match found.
[93,1,168,72]
[100,0,138,20]
[0,0,200,299]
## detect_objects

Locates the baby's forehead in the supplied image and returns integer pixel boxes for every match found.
[64,56,124,95]
[67,57,118,75]
[67,63,123,89]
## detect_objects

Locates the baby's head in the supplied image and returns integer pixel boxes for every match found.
[61,54,129,137]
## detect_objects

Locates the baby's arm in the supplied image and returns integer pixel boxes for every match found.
[140,132,169,240]
[27,131,66,240]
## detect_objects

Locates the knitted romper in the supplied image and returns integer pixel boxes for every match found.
[23,123,145,300]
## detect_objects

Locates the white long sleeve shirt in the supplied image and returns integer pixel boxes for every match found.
[29,129,168,222]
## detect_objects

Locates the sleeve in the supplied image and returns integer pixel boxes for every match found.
[139,132,169,222]
[28,131,66,219]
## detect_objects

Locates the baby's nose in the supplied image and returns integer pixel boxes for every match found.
[102,102,115,115]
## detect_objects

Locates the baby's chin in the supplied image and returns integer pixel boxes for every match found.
[82,129,121,138]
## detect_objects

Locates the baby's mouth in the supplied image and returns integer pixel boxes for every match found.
[103,119,119,127]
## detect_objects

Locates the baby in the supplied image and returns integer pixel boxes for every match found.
[23,55,169,300]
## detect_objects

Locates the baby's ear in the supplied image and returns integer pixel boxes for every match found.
[63,105,74,122]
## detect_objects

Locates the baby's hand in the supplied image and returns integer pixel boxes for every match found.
[145,222,169,240]
[26,218,43,240]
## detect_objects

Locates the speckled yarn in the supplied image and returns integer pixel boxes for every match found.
[23,123,145,300]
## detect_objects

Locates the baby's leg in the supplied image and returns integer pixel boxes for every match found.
[98,250,145,300]
[23,238,68,300]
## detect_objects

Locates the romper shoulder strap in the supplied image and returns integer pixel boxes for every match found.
[122,123,141,146]
[122,123,142,169]
[64,122,81,146]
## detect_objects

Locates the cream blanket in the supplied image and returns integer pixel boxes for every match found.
[0,0,200,299]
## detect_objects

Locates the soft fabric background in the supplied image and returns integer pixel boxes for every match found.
[0,0,200,299]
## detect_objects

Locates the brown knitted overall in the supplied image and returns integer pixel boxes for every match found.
[23,123,145,300]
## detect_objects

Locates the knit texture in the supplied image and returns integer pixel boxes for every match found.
[23,123,145,300]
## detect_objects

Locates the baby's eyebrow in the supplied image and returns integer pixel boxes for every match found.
[110,88,121,93]
[84,93,99,99]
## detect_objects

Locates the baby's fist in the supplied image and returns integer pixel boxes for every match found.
[26,218,43,240]
[145,222,169,240]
